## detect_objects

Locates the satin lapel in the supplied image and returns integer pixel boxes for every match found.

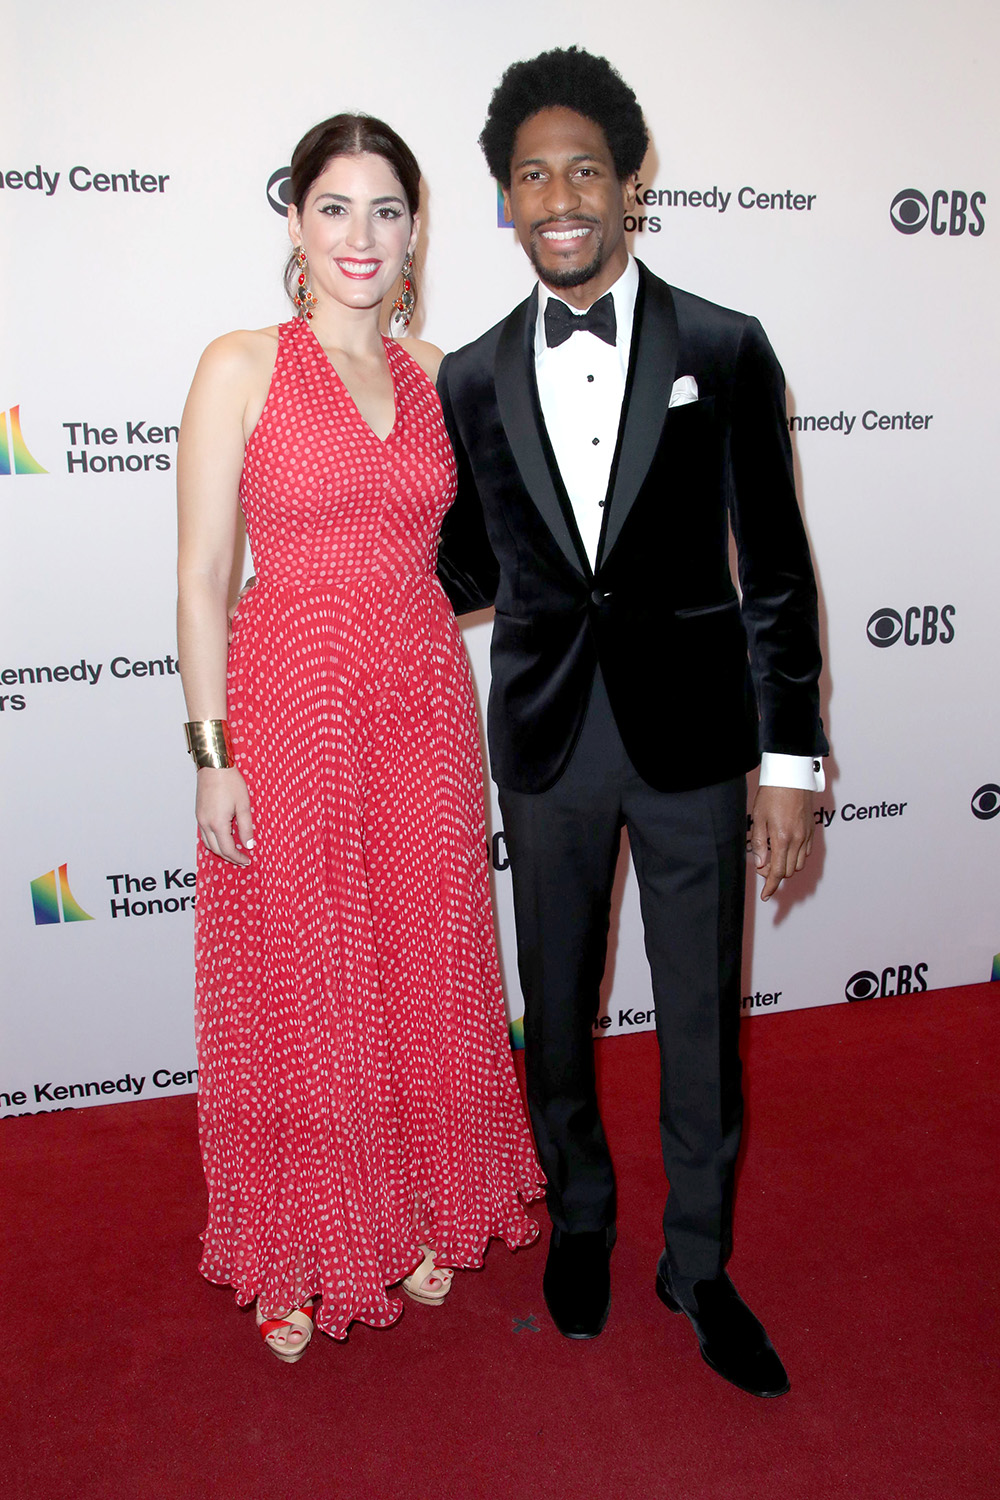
[598,266,679,565]
[495,289,589,577]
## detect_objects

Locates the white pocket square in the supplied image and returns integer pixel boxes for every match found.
[669,374,699,407]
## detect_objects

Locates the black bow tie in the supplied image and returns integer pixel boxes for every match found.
[543,292,617,349]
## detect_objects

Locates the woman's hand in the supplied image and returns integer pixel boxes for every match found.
[196,767,254,866]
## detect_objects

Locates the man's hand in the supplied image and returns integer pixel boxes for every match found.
[227,575,256,641]
[750,786,814,901]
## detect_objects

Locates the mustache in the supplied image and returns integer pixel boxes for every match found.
[530,214,602,234]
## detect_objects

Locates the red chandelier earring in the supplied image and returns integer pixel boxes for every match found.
[391,252,414,331]
[293,245,318,320]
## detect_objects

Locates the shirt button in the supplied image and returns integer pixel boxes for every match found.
[587,374,595,383]
[592,437,600,445]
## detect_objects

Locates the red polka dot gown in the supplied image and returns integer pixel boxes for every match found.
[194,320,543,1339]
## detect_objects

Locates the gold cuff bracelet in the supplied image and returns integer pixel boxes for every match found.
[184,719,235,769]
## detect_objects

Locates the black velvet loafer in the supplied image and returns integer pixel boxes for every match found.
[656,1252,790,1397]
[543,1226,616,1339]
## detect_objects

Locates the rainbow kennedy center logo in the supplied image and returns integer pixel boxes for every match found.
[0,406,47,475]
[30,865,93,925]
[1,407,178,477]
[497,183,514,228]
[28,864,197,923]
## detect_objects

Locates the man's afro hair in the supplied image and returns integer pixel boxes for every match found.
[479,46,649,189]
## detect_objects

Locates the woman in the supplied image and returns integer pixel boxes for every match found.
[177,114,543,1360]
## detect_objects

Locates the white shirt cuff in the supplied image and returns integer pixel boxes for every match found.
[759,752,825,792]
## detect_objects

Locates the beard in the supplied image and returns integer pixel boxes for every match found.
[527,220,605,288]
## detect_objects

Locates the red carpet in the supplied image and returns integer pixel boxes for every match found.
[3,983,997,1499]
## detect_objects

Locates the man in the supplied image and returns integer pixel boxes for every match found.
[436,47,826,1397]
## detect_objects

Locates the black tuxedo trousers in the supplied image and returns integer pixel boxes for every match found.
[499,669,746,1280]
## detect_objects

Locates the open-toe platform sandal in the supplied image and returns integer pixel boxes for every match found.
[255,1298,317,1362]
[402,1247,454,1306]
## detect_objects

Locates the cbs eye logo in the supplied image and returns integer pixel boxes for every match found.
[266,167,293,217]
[844,970,880,1001]
[845,963,928,1001]
[971,784,1000,821]
[866,605,955,648]
[866,608,902,647]
[890,188,985,237]
[890,190,929,234]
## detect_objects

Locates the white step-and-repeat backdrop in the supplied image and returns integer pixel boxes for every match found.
[3,0,997,1116]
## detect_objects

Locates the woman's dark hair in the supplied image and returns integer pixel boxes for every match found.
[282,113,421,314]
[479,47,649,189]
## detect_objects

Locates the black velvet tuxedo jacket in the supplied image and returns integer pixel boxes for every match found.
[436,260,827,795]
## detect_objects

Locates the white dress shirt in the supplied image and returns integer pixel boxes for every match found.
[532,257,823,793]
[534,257,638,568]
